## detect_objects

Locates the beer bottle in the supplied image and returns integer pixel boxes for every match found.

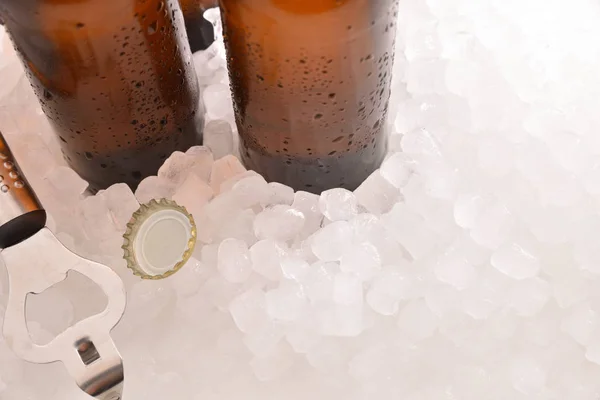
[179,0,218,52]
[0,0,204,191]
[220,0,399,193]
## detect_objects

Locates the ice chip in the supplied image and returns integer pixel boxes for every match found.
[204,83,234,120]
[380,152,415,188]
[229,287,269,334]
[209,155,246,193]
[264,182,295,207]
[101,183,140,231]
[158,151,197,186]
[231,174,272,208]
[250,239,287,281]
[203,120,234,160]
[172,173,214,217]
[508,278,551,317]
[319,188,359,221]
[310,221,353,261]
[397,299,438,340]
[185,145,214,182]
[434,253,476,290]
[265,282,308,322]
[510,357,546,395]
[354,170,401,215]
[560,302,599,346]
[340,242,381,281]
[333,273,363,305]
[250,342,295,382]
[135,175,177,204]
[280,257,310,282]
[254,205,305,241]
[217,238,253,283]
[491,242,540,280]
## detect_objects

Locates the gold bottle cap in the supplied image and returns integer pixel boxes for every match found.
[122,199,197,280]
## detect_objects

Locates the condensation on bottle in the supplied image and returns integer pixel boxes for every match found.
[0,0,204,191]
[220,0,399,193]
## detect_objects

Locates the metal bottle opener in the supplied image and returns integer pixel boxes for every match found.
[0,132,126,400]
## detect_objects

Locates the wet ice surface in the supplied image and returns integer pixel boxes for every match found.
[2,2,600,399]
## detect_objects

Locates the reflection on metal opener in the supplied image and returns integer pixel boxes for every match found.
[0,132,126,400]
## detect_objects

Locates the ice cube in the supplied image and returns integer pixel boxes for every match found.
[366,264,416,316]
[209,155,246,193]
[304,261,338,304]
[310,221,353,262]
[354,170,401,215]
[80,194,117,242]
[306,339,349,373]
[470,202,514,250]
[434,253,476,290]
[172,173,214,217]
[243,322,286,357]
[158,151,197,186]
[397,299,438,340]
[203,120,234,160]
[185,145,214,182]
[380,152,415,188]
[286,328,321,354]
[552,274,590,309]
[229,287,269,334]
[382,202,437,259]
[319,188,358,221]
[254,205,305,241]
[292,191,324,237]
[250,342,295,382]
[340,242,382,281]
[263,182,295,207]
[491,242,540,280]
[265,282,308,322]
[453,192,489,229]
[316,302,364,337]
[217,238,253,283]
[508,278,551,317]
[125,280,176,324]
[280,257,310,282]
[135,176,177,204]
[477,137,514,177]
[169,258,209,298]
[509,357,546,395]
[585,339,600,365]
[333,273,364,306]
[230,174,273,208]
[101,183,140,231]
[204,83,234,120]
[250,239,287,281]
[560,302,599,346]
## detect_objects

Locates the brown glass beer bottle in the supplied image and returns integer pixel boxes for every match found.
[179,0,218,52]
[220,0,399,193]
[0,0,203,191]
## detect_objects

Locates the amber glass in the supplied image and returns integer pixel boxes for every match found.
[220,0,399,193]
[179,0,217,52]
[0,0,203,191]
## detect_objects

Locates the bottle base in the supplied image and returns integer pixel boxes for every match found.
[240,142,388,194]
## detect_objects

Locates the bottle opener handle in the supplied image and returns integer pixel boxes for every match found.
[0,132,127,400]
